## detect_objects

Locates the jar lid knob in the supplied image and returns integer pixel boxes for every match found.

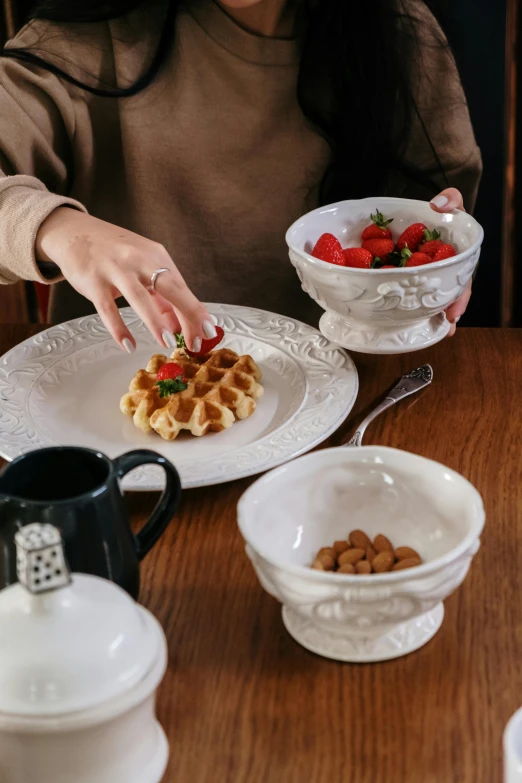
[15,523,71,594]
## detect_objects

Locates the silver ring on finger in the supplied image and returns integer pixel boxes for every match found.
[149,267,170,293]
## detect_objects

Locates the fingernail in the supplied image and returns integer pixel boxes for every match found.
[455,316,461,323]
[430,195,449,209]
[162,330,176,349]
[122,338,135,354]
[202,320,217,339]
[191,337,202,353]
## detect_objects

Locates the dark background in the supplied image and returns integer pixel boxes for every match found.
[438,0,508,327]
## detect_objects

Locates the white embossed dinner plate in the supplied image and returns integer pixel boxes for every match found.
[0,304,358,490]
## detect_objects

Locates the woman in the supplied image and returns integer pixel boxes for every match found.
[0,0,481,352]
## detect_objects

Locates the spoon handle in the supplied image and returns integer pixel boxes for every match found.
[342,364,433,447]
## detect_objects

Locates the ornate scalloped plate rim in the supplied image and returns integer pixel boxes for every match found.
[0,305,359,491]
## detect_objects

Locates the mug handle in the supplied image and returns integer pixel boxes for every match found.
[113,449,182,560]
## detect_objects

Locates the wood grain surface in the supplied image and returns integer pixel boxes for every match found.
[1,324,521,783]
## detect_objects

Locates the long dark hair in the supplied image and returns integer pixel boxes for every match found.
[1,0,449,202]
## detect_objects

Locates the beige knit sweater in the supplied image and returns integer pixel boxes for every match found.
[0,0,482,325]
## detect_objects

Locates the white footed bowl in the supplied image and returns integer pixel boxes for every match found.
[237,447,484,662]
[504,707,522,782]
[286,197,484,354]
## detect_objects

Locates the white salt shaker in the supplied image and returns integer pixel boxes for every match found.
[0,523,169,783]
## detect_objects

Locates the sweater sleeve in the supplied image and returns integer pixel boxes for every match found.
[388,2,483,212]
[0,52,87,285]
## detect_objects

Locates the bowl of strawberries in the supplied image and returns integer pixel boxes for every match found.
[286,197,483,354]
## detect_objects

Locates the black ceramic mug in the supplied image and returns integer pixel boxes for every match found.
[0,446,181,599]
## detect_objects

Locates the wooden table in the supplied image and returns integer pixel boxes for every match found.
[1,324,522,783]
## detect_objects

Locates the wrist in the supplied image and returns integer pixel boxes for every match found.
[35,206,81,264]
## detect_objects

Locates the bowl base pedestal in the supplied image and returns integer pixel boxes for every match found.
[319,311,450,355]
[282,603,444,663]
[143,723,170,783]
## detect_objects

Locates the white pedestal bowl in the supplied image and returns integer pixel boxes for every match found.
[286,197,484,354]
[237,447,485,663]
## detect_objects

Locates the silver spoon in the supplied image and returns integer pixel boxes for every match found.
[342,365,433,447]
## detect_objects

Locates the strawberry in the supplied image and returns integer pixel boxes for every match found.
[156,362,185,381]
[418,228,443,257]
[155,362,188,397]
[399,247,432,267]
[193,325,225,356]
[342,247,373,269]
[361,210,394,241]
[175,326,225,357]
[405,252,432,267]
[361,238,395,261]
[432,243,457,262]
[397,223,427,252]
[156,377,188,397]
[312,233,345,266]
[380,265,395,269]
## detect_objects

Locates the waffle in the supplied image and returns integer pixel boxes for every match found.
[120,347,263,440]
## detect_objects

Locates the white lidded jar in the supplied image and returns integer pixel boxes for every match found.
[0,523,169,783]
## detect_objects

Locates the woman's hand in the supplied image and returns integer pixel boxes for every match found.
[429,187,471,336]
[36,208,215,353]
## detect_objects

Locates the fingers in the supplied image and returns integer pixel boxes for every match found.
[119,281,179,350]
[445,281,472,336]
[92,292,136,353]
[93,284,181,354]
[69,233,212,352]
[176,308,215,354]
[430,189,468,339]
[153,264,214,352]
[430,188,465,213]
[152,292,182,336]
[447,281,472,321]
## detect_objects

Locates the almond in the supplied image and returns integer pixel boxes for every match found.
[338,547,365,566]
[337,563,355,574]
[317,547,337,560]
[333,540,350,555]
[312,559,325,570]
[395,546,421,561]
[349,529,372,550]
[316,554,336,570]
[373,550,395,573]
[374,534,394,553]
[366,545,376,565]
[355,560,372,574]
[392,557,422,571]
